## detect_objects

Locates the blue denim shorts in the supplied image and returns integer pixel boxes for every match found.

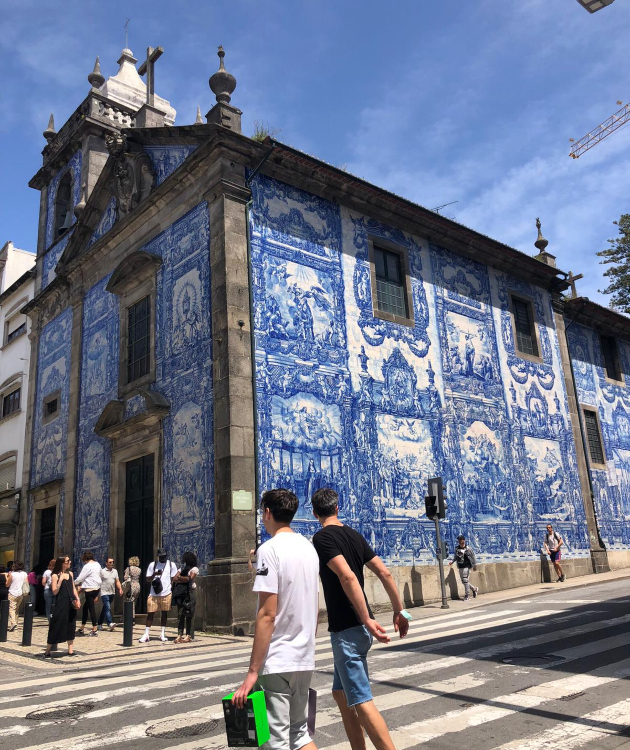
[330,625,373,707]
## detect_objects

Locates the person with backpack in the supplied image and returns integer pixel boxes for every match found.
[7,561,28,631]
[139,548,177,643]
[172,551,198,643]
[543,524,566,582]
[449,534,479,601]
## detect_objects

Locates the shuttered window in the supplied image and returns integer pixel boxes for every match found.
[512,296,539,357]
[0,457,17,492]
[583,408,605,465]
[375,247,408,319]
[600,335,621,381]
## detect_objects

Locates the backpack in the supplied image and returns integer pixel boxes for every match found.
[21,574,30,596]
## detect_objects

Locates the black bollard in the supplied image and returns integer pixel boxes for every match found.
[0,599,9,642]
[21,602,34,647]
[123,598,134,647]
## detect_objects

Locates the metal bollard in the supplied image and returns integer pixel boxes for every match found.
[123,598,134,647]
[0,599,9,642]
[21,602,34,647]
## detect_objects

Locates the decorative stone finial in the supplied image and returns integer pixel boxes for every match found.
[534,217,549,253]
[88,56,105,88]
[195,105,203,124]
[74,184,87,219]
[43,113,56,142]
[209,45,237,104]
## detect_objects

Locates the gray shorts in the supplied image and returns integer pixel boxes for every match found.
[258,671,313,750]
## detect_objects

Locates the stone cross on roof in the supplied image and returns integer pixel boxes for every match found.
[138,46,164,107]
[566,271,584,299]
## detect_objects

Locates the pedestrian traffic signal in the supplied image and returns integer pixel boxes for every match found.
[425,495,438,520]
[428,477,446,519]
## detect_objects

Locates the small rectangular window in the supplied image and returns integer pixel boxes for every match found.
[599,334,622,382]
[511,295,539,358]
[6,322,26,344]
[374,247,408,319]
[127,296,151,384]
[46,398,58,417]
[2,388,20,418]
[583,408,606,465]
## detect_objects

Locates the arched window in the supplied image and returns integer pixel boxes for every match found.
[54,171,73,236]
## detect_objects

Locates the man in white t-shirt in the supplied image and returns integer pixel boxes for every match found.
[232,488,319,750]
[139,548,178,643]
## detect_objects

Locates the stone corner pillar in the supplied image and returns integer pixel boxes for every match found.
[204,161,257,634]
[552,296,609,573]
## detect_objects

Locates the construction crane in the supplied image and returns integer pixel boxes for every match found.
[569,101,630,158]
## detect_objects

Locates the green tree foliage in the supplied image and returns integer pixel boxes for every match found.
[598,214,630,313]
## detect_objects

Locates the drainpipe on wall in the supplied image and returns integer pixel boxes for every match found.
[245,144,277,549]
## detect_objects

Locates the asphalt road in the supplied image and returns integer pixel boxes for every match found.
[1,579,629,750]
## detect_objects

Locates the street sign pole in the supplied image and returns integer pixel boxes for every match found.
[434,517,449,609]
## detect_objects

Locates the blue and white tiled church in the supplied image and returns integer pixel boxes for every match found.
[18,46,630,631]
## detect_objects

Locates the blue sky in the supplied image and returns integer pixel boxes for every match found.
[1,0,629,304]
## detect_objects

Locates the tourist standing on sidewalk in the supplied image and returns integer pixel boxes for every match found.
[7,561,28,632]
[41,559,56,619]
[173,551,198,644]
[98,557,123,631]
[43,556,79,658]
[311,488,410,750]
[544,524,566,582]
[233,489,320,750]
[123,556,142,620]
[139,548,177,643]
[0,565,9,603]
[75,551,102,637]
[449,534,479,601]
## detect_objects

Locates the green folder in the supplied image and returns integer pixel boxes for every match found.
[222,690,270,747]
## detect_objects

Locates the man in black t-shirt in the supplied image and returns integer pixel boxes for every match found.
[312,488,409,750]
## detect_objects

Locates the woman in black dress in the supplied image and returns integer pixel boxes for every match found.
[43,556,79,658]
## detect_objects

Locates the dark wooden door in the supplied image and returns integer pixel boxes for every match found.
[124,454,154,613]
[38,506,56,569]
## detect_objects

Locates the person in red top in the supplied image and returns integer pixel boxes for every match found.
[27,568,39,615]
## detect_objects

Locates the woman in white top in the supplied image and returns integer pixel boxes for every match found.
[74,551,102,637]
[7,561,28,631]
[41,559,56,620]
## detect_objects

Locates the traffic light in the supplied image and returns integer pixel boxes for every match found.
[428,477,446,519]
[425,495,438,520]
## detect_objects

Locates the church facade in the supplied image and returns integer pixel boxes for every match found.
[17,46,629,631]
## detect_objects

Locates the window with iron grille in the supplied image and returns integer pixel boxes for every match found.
[599,335,622,381]
[511,296,539,357]
[374,247,408,319]
[6,322,26,344]
[583,408,605,465]
[2,388,20,418]
[127,296,151,384]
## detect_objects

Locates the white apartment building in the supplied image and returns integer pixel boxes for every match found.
[0,241,35,568]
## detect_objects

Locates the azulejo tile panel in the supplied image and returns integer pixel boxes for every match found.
[567,323,630,549]
[250,173,591,563]
[148,202,214,565]
[144,146,197,186]
[42,232,71,290]
[44,150,82,250]
[30,307,73,488]
[87,196,117,248]
[74,275,119,564]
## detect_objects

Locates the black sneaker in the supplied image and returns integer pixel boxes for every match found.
[76,629,85,636]
[472,588,478,598]
[560,575,566,582]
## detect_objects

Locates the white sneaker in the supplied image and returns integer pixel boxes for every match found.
[159,634,168,642]
[138,634,150,643]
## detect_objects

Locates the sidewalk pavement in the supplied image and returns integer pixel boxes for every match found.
[1,566,628,670]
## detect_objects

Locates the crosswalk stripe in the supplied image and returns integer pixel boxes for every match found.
[1,608,621,712]
[492,697,630,749]
[319,658,630,750]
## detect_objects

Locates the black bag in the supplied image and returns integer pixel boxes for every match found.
[151,559,167,595]
[172,564,191,602]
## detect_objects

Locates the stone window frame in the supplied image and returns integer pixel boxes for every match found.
[598,333,624,386]
[508,291,543,364]
[42,389,62,426]
[581,404,607,469]
[368,235,415,328]
[106,252,162,399]
[0,373,23,424]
